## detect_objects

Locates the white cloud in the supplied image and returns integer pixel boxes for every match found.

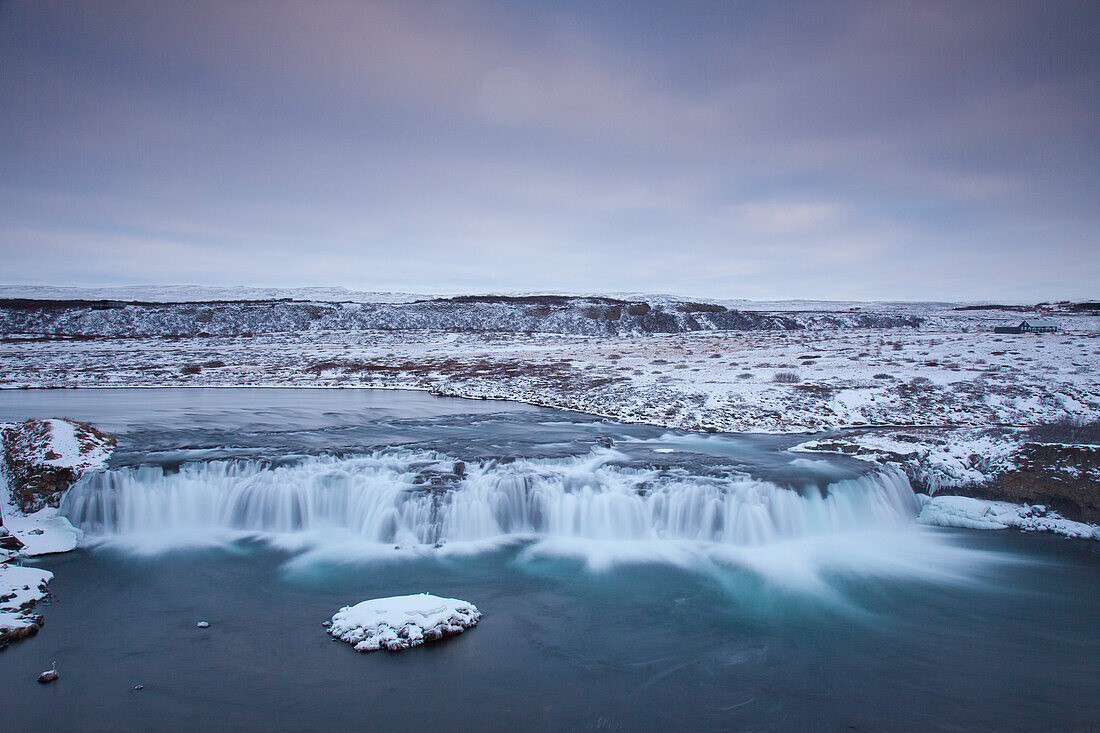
[733,202,844,235]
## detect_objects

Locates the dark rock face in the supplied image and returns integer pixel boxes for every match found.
[1,419,116,513]
[0,297,922,338]
[988,444,1100,523]
[3,420,78,513]
[905,442,1100,524]
[906,443,1100,524]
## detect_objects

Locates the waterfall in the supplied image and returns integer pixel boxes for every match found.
[61,449,920,547]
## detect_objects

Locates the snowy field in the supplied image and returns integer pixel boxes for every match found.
[2,307,1097,435]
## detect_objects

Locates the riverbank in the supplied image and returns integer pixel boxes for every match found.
[1,418,114,647]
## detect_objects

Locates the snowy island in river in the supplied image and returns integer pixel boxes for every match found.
[328,594,482,652]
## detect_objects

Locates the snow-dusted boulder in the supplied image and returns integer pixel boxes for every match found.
[328,593,481,652]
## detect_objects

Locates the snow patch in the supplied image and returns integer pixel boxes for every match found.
[0,564,52,645]
[328,593,481,652]
[1,512,82,556]
[39,418,112,470]
[918,495,1099,540]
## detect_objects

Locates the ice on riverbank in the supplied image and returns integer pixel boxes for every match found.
[917,495,1100,540]
[1,512,83,556]
[0,564,53,648]
[328,593,481,652]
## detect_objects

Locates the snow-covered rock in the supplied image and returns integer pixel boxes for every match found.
[796,429,1100,530]
[0,418,113,649]
[2,418,115,513]
[328,593,481,652]
[0,417,108,555]
[793,430,1024,491]
[0,564,52,648]
[917,495,1100,540]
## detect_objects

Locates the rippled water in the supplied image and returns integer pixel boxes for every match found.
[2,389,1099,731]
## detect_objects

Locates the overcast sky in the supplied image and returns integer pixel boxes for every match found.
[1,1,1097,301]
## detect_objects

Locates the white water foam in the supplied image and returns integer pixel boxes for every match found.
[62,449,920,549]
[61,449,1016,600]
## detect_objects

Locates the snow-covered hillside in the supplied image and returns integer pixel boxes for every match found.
[0,295,923,337]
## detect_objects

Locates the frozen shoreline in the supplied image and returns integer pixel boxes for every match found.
[1,418,113,647]
[916,495,1099,540]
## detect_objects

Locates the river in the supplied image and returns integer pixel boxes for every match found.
[1,388,1098,731]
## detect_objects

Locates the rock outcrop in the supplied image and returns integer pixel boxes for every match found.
[2,418,116,513]
[964,443,1100,524]
[0,296,922,338]
[1,418,114,650]
[796,429,1100,527]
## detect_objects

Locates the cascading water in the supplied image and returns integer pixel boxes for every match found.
[60,448,921,547]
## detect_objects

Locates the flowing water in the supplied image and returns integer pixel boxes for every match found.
[1,388,1098,731]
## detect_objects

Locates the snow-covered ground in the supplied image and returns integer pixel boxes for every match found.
[31,418,113,472]
[793,429,1026,492]
[0,564,52,648]
[328,593,481,652]
[3,315,1096,434]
